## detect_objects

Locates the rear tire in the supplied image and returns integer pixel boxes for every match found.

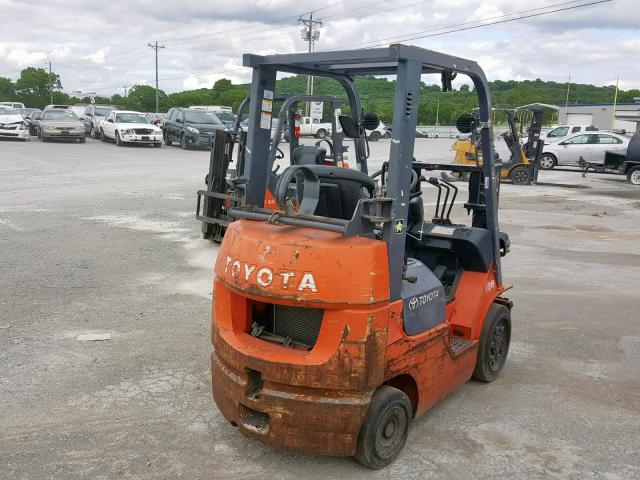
[627,166,640,186]
[355,386,411,470]
[315,128,327,139]
[539,154,556,170]
[509,165,531,185]
[473,304,511,382]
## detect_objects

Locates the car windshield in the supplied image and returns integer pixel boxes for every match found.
[0,109,19,115]
[42,110,78,120]
[215,112,236,123]
[116,113,149,123]
[184,110,222,125]
[95,107,112,117]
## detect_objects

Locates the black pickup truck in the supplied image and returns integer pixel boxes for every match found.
[163,108,227,149]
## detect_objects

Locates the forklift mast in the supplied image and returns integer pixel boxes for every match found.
[236,44,501,293]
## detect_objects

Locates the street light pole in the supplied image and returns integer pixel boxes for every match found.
[49,61,53,104]
[147,41,165,113]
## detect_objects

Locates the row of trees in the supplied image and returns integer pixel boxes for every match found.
[2,67,638,125]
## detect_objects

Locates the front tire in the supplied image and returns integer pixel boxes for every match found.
[101,129,108,142]
[115,131,123,146]
[369,131,381,142]
[539,153,556,170]
[509,165,531,185]
[164,131,172,146]
[473,304,511,382]
[355,386,411,470]
[628,166,640,186]
[180,134,189,150]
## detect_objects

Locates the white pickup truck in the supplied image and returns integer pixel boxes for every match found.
[299,116,332,138]
[542,124,598,143]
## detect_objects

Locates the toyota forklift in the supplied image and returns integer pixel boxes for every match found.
[452,103,557,184]
[209,44,513,469]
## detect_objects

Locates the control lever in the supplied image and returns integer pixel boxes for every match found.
[439,178,458,222]
[427,177,442,219]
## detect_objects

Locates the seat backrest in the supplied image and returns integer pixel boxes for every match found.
[303,165,375,220]
[293,146,326,166]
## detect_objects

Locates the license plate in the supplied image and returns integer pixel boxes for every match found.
[61,131,70,135]
[142,136,149,141]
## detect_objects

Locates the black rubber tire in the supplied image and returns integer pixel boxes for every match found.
[115,131,123,146]
[539,153,556,170]
[315,128,327,139]
[627,166,640,186]
[509,165,531,185]
[383,131,391,139]
[79,136,86,143]
[369,131,381,142]
[89,125,96,139]
[164,131,172,146]
[473,304,511,382]
[41,133,47,142]
[355,386,411,470]
[154,142,162,148]
[37,128,41,139]
[101,129,108,142]
[180,134,189,150]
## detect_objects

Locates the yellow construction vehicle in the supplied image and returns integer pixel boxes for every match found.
[452,104,557,185]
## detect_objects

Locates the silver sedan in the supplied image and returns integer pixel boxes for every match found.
[539,132,629,169]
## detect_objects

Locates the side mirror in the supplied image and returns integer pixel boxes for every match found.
[362,112,380,131]
[339,115,359,138]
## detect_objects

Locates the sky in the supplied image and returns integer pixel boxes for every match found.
[0,0,638,96]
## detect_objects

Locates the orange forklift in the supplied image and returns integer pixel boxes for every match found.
[209,44,512,469]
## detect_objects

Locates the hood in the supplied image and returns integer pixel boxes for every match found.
[0,114,25,125]
[116,122,161,131]
[186,122,226,133]
[41,119,84,128]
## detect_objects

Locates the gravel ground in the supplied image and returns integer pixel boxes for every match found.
[1,135,639,479]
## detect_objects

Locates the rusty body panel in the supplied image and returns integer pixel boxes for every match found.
[211,221,510,455]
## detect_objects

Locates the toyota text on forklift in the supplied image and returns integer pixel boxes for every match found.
[207,44,513,469]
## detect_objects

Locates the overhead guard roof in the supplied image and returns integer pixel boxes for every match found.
[243,43,484,77]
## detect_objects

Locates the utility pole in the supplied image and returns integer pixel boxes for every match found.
[299,13,322,116]
[123,85,129,98]
[147,41,165,113]
[564,74,571,121]
[48,61,53,104]
[611,76,619,130]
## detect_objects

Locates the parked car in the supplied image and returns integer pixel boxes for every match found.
[19,107,41,118]
[145,112,164,127]
[98,110,162,147]
[44,104,70,110]
[69,105,88,121]
[38,109,85,142]
[541,124,598,144]
[83,105,115,138]
[299,116,332,139]
[163,108,226,149]
[367,121,391,141]
[25,110,42,135]
[0,108,30,141]
[0,101,26,109]
[540,132,629,169]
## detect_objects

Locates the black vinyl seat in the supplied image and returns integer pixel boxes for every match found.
[303,165,375,220]
[292,146,327,165]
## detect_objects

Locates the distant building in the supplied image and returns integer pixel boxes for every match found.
[557,103,640,131]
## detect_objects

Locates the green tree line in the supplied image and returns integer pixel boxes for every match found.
[2,67,638,125]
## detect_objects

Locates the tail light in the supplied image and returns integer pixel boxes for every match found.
[293,113,301,139]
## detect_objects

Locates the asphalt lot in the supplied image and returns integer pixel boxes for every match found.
[1,135,639,479]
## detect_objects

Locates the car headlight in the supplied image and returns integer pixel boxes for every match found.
[186,126,199,134]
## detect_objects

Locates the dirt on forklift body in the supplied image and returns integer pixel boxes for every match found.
[209,44,513,469]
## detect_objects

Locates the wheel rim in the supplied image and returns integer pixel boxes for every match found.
[488,319,508,371]
[540,156,553,169]
[513,168,529,184]
[374,405,408,460]
[631,170,640,185]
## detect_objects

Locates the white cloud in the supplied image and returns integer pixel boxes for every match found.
[85,47,109,65]
[6,48,47,68]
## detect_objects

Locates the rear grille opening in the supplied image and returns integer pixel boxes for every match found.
[249,301,324,351]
